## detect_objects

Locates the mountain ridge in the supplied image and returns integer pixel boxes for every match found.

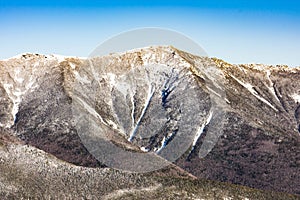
[0,46,299,198]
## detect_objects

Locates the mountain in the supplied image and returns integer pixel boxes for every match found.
[0,46,299,199]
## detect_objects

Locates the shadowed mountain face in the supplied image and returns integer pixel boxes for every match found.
[0,46,299,198]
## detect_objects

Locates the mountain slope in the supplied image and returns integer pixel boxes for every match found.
[0,46,299,198]
[175,50,300,194]
[0,142,297,199]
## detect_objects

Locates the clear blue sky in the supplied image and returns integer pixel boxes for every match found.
[1,0,299,66]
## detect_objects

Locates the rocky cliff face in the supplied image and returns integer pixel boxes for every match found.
[0,46,299,198]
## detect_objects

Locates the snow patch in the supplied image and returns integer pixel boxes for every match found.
[107,73,116,86]
[10,90,27,123]
[51,54,86,63]
[191,111,213,149]
[33,62,39,67]
[105,119,121,132]
[130,92,135,133]
[75,96,106,125]
[230,75,278,112]
[3,83,13,90]
[14,68,25,83]
[128,84,155,142]
[15,77,24,83]
[2,84,20,123]
[251,64,266,71]
[69,62,76,69]
[1,53,24,61]
[142,52,156,65]
[236,65,247,74]
[206,86,222,98]
[73,71,91,84]
[53,54,66,63]
[140,147,149,152]
[156,136,167,153]
[291,93,300,103]
[2,71,39,126]
[25,77,38,90]
[225,98,231,104]
[266,70,281,103]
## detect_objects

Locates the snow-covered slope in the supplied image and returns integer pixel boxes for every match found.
[0,46,299,196]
